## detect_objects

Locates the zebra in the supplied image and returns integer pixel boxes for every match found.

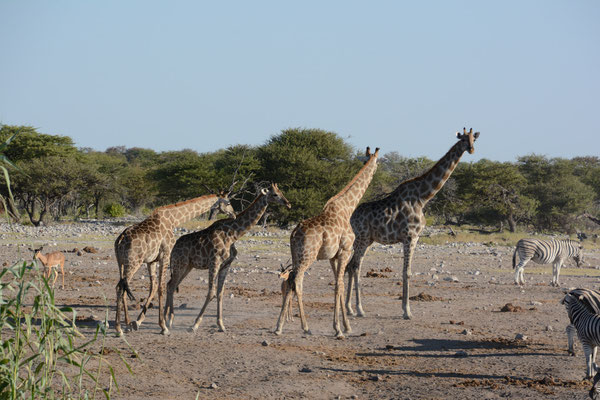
[562,288,600,379]
[512,238,584,286]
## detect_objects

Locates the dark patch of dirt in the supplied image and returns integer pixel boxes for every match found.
[501,303,525,312]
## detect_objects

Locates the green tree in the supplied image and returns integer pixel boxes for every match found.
[13,156,85,225]
[257,128,361,224]
[518,155,595,232]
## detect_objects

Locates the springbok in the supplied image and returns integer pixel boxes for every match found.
[31,246,66,289]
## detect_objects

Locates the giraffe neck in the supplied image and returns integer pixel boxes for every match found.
[228,194,269,240]
[325,155,378,216]
[396,140,466,205]
[153,194,219,229]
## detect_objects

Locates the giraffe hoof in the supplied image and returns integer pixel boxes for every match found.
[356,310,366,318]
[188,326,197,333]
[131,321,140,331]
[274,329,283,336]
[335,333,345,340]
[403,313,413,320]
[160,328,169,336]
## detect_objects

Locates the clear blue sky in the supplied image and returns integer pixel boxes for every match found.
[1,1,598,162]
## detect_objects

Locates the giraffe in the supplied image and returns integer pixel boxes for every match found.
[114,193,235,336]
[275,147,379,338]
[345,128,480,319]
[164,183,291,335]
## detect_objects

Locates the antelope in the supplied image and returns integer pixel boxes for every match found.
[31,247,66,289]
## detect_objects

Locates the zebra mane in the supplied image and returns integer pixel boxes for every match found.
[568,288,600,314]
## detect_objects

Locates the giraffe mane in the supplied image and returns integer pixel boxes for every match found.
[152,194,218,214]
[324,152,378,208]
[393,139,463,189]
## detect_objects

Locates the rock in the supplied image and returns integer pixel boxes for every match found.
[530,301,542,306]
[299,367,312,373]
[210,382,218,389]
[461,329,472,336]
[546,325,554,332]
[368,375,381,381]
[515,333,528,341]
[261,340,270,346]
[501,303,524,312]
[82,246,98,254]
[454,350,468,357]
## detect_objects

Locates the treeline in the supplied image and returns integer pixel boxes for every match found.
[1,124,599,233]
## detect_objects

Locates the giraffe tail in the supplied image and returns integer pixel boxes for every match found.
[118,278,136,301]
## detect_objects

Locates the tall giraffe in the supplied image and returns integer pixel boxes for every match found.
[114,193,235,335]
[164,183,291,334]
[275,147,379,338]
[346,128,479,319]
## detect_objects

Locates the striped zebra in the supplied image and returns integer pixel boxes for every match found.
[562,288,600,379]
[512,238,584,286]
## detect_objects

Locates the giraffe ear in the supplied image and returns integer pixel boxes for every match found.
[456,131,462,139]
[473,131,480,139]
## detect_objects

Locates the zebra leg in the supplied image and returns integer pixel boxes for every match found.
[585,343,596,379]
[594,346,599,374]
[567,324,577,356]
[554,261,563,287]
[514,260,528,285]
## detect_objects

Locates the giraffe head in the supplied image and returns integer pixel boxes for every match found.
[211,192,236,219]
[261,183,291,209]
[456,127,480,154]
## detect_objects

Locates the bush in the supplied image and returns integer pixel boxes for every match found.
[0,261,131,398]
[103,203,126,218]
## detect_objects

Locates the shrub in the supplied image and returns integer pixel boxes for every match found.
[0,261,131,398]
[103,203,126,218]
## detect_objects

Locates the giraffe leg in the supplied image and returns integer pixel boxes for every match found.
[165,263,193,330]
[401,238,418,320]
[115,282,124,336]
[216,246,236,332]
[190,260,220,332]
[275,278,295,335]
[294,273,311,334]
[346,240,370,317]
[132,261,158,331]
[338,250,352,333]
[158,248,172,335]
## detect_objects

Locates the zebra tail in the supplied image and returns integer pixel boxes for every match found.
[512,248,517,269]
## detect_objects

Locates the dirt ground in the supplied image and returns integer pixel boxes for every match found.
[3,222,600,399]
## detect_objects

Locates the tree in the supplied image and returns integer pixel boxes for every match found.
[518,155,595,232]
[257,128,361,224]
[466,160,538,231]
[13,156,85,225]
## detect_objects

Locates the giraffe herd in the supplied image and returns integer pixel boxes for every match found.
[114,129,480,337]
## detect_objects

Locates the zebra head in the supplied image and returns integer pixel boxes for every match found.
[455,128,480,154]
[590,371,600,399]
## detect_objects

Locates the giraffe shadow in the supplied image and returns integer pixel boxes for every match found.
[357,338,563,359]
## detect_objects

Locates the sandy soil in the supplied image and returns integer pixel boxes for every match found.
[3,222,600,399]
